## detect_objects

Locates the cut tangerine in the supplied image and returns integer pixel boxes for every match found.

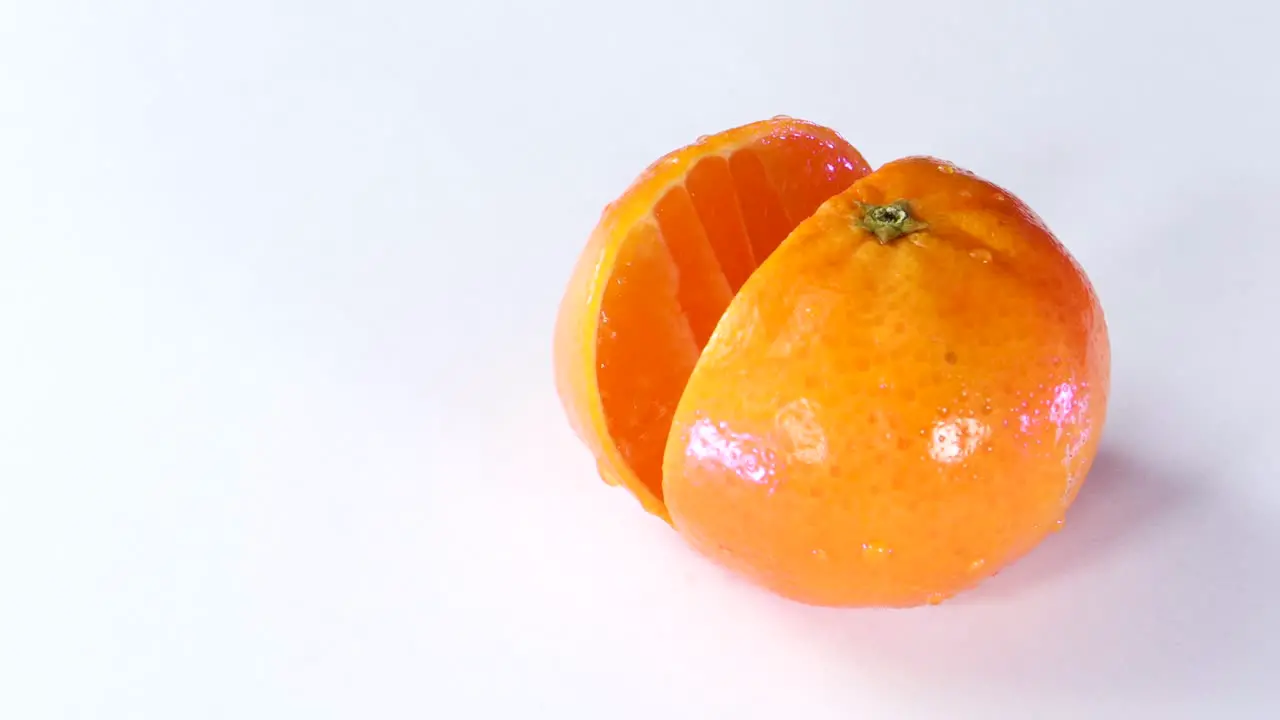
[553,119,871,520]
[553,119,1108,607]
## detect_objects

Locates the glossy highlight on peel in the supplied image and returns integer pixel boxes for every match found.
[553,119,1109,608]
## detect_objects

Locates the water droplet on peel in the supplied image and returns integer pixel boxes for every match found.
[861,542,893,560]
[927,593,946,606]
[772,114,793,120]
[969,558,987,573]
[696,134,711,143]
[937,164,955,174]
[969,249,993,263]
[993,193,1007,202]
[812,549,829,561]
[1053,518,1065,532]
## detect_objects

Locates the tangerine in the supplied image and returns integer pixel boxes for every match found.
[554,118,872,519]
[554,119,1109,607]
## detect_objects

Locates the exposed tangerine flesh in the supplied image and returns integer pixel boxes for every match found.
[684,156,755,291]
[593,221,701,504]
[661,157,1110,607]
[652,186,734,346]
[727,149,796,262]
[553,119,871,517]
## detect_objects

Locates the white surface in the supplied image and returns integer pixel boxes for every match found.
[2,1,1278,718]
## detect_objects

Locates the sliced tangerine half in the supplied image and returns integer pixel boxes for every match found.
[553,118,871,520]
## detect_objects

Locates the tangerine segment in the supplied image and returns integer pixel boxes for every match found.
[662,157,1109,607]
[554,119,871,519]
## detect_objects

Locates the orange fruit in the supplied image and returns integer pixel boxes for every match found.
[554,120,1109,607]
[554,118,872,519]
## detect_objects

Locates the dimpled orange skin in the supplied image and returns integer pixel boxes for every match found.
[662,156,1110,607]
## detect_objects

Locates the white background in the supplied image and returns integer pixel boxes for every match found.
[2,1,1278,718]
